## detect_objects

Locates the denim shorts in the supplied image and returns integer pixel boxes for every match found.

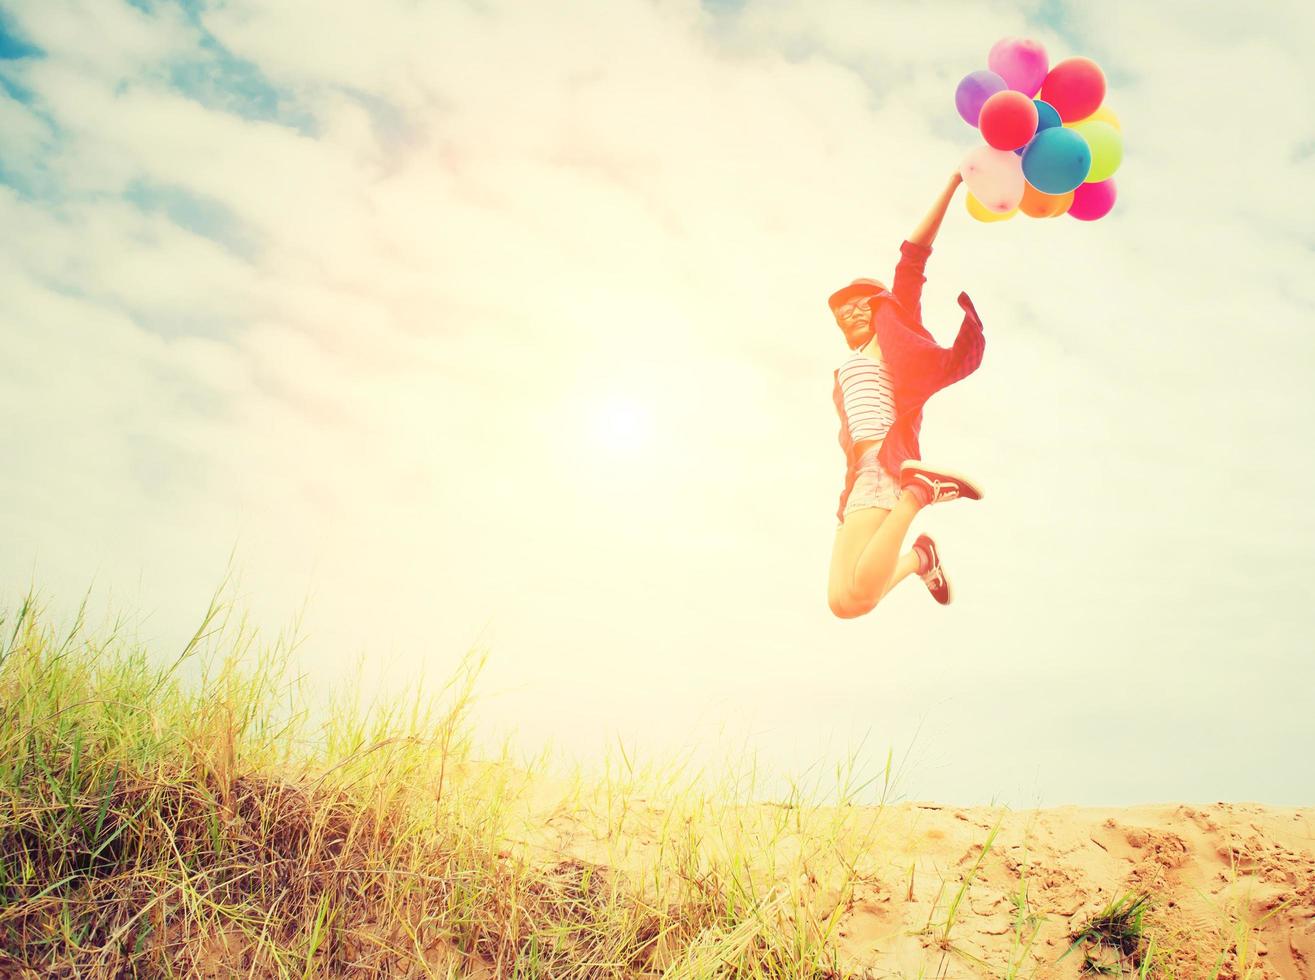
[842,445,902,520]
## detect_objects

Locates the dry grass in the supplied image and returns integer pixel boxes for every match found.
[0,590,889,978]
[2,589,1301,979]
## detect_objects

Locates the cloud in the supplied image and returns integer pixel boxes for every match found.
[1,0,1313,805]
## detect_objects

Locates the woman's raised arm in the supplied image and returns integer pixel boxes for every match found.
[908,172,963,248]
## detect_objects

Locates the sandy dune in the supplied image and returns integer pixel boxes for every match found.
[519,793,1315,978]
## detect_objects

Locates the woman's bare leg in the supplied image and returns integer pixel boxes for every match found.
[827,490,924,618]
[881,547,922,599]
[850,491,921,598]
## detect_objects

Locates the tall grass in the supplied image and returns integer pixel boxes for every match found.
[0,591,904,978]
[6,589,1270,979]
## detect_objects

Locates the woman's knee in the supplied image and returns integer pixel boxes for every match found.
[828,590,877,619]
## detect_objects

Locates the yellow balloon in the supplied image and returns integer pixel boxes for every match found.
[1079,105,1121,130]
[1070,119,1123,182]
[966,192,1017,223]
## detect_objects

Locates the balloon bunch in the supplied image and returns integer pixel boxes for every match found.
[955,37,1121,223]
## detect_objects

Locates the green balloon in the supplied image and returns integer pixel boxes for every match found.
[1071,120,1123,183]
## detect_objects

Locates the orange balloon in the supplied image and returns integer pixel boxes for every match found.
[1019,182,1074,218]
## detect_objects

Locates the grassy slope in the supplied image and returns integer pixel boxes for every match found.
[1,594,1311,979]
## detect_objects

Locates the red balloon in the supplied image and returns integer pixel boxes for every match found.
[1039,57,1106,122]
[978,91,1039,151]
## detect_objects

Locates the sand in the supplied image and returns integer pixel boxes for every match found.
[516,793,1315,978]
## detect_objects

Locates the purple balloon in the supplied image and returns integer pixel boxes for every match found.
[988,37,1049,97]
[955,70,1007,127]
[1069,179,1117,221]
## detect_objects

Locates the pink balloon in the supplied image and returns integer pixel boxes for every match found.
[1040,57,1107,122]
[1069,179,1117,221]
[988,37,1049,97]
[959,145,1025,213]
[979,91,1038,151]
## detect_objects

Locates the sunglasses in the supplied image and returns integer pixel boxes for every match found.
[836,297,872,319]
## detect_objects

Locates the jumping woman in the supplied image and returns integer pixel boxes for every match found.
[826,172,987,619]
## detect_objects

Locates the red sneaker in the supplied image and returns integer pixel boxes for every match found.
[899,462,983,505]
[913,534,952,605]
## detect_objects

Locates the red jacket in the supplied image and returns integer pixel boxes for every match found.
[832,240,985,522]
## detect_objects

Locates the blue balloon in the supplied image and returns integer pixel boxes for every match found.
[1016,100,1063,155]
[1022,127,1092,194]
[1034,99,1062,132]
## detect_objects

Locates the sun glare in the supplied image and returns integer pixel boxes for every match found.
[589,396,654,455]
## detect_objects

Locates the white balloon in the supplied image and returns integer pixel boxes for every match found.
[959,145,1026,213]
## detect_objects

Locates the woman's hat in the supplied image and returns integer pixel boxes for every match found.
[828,277,888,312]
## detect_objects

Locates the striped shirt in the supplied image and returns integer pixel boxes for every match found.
[837,347,895,444]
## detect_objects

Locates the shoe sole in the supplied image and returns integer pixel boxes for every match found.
[899,462,984,501]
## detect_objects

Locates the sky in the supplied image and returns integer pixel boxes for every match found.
[2,0,1314,808]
